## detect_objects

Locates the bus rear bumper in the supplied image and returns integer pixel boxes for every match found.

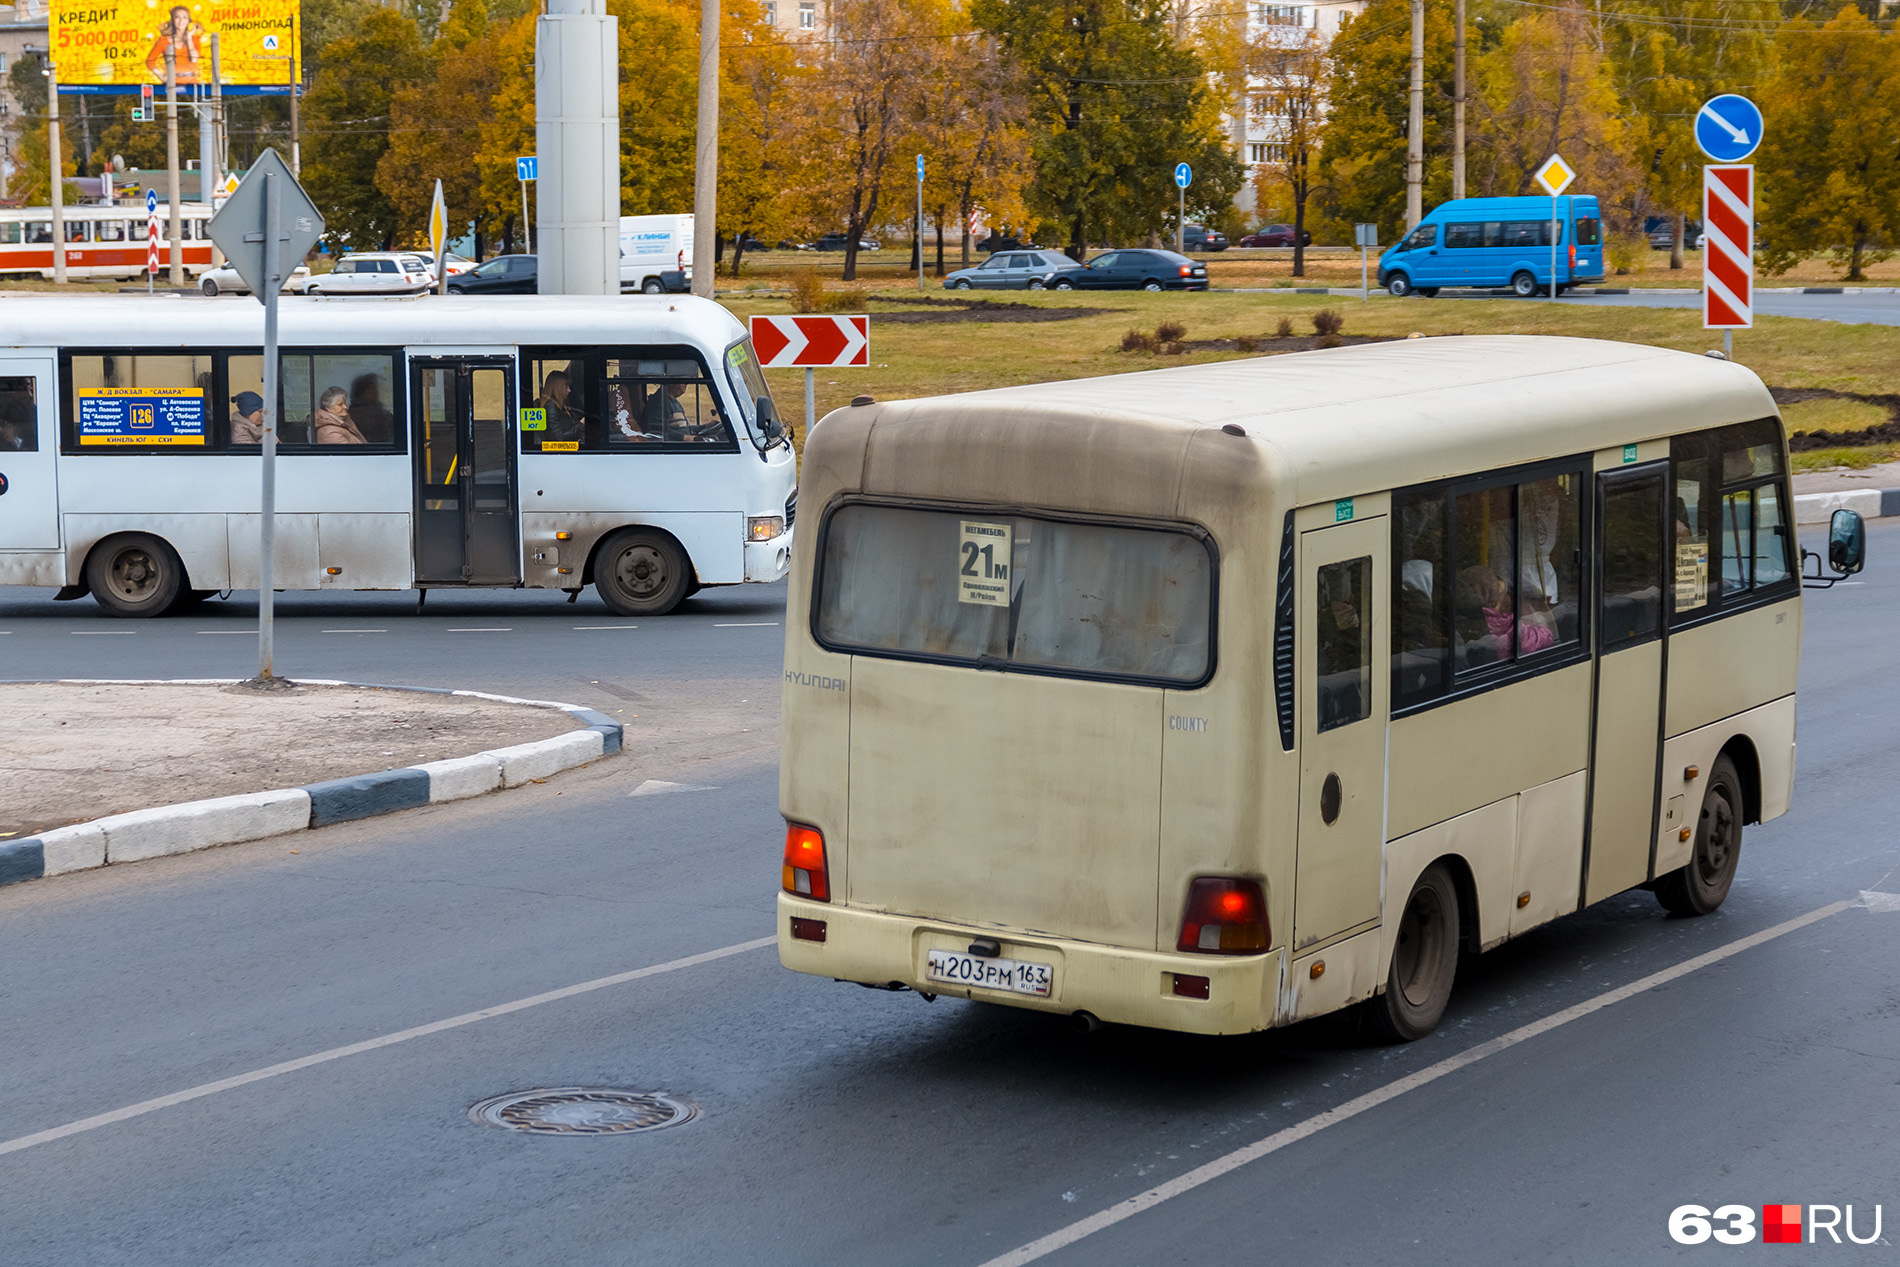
[776,894,1280,1035]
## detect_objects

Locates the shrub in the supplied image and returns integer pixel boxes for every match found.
[1157,340,1185,356]
[788,268,835,314]
[1606,228,1649,277]
[1121,328,1156,353]
[1274,316,1295,338]
[1312,308,1344,336]
[1154,320,1187,343]
[1318,333,1344,348]
[1235,335,1259,352]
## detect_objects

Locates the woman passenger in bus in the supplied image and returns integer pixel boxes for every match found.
[538,370,584,445]
[312,387,368,445]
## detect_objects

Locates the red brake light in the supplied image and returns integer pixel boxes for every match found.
[1177,877,1268,954]
[1569,243,1577,266]
[782,824,829,901]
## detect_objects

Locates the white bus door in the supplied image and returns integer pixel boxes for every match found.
[1586,465,1668,903]
[0,359,58,550]
[411,358,520,586]
[1295,515,1389,951]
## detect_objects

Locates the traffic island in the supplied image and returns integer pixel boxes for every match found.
[0,680,622,887]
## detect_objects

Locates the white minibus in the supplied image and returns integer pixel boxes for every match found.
[776,336,1857,1040]
[0,295,795,617]
[619,215,694,294]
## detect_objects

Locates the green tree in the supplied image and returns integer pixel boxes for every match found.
[1756,5,1900,280]
[301,7,430,249]
[973,0,1242,257]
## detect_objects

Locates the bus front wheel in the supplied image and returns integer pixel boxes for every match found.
[86,533,186,618]
[1366,863,1461,1042]
[594,529,691,616]
[1655,755,1743,916]
[1385,272,1412,297]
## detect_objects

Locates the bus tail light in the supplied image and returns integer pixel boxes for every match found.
[783,824,830,901]
[1569,243,1577,268]
[1177,877,1268,954]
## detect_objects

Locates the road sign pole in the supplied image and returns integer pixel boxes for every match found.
[1177,185,1185,256]
[521,181,530,253]
[917,154,925,292]
[1550,195,1558,301]
[258,169,279,681]
[1362,243,1368,302]
[805,367,815,439]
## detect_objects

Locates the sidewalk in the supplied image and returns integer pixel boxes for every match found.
[1793,459,1900,524]
[0,681,585,840]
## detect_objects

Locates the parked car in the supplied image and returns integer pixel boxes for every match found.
[1181,224,1229,251]
[812,233,881,252]
[198,262,313,297]
[1645,216,1704,250]
[306,252,433,295]
[1047,249,1208,291]
[976,234,1037,253]
[446,254,538,295]
[942,249,1071,291]
[1239,224,1312,248]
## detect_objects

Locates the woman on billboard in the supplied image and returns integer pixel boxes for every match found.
[145,6,204,84]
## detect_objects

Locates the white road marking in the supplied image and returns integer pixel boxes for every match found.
[572,625,638,630]
[0,934,776,1158]
[446,627,512,633]
[321,629,388,634]
[195,630,253,635]
[628,780,718,797]
[1860,890,1900,914]
[70,630,135,636]
[714,622,779,627]
[980,899,1858,1267]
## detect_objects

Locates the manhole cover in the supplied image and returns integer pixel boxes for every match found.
[468,1088,697,1135]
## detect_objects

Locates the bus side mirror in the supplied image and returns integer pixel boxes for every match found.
[1829,508,1866,575]
[756,395,786,447]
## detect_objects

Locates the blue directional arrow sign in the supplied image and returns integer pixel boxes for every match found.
[145,187,158,216]
[516,155,537,182]
[1696,94,1762,163]
[1174,162,1193,189]
[917,154,925,181]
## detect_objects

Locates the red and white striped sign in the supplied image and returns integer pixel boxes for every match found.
[1703,164,1753,329]
[749,315,870,368]
[147,210,161,276]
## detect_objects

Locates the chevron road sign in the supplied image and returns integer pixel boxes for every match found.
[1703,164,1753,329]
[749,315,870,367]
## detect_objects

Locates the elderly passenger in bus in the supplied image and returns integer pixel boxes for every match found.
[313,386,368,445]
[229,391,265,444]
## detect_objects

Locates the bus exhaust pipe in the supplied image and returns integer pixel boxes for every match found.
[1071,1011,1102,1035]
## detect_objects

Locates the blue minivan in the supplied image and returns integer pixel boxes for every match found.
[1377,196,1604,297]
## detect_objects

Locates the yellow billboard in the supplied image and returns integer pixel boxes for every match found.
[52,0,299,92]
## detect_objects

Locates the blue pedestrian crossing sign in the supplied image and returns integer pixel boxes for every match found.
[516,155,537,182]
[1696,95,1762,163]
[1174,162,1192,189]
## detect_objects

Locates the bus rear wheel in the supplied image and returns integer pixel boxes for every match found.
[594,529,691,616]
[1366,863,1461,1042]
[86,533,186,618]
[1511,271,1540,298]
[1655,755,1743,916]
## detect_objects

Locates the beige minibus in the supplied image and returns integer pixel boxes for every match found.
[777,335,1826,1040]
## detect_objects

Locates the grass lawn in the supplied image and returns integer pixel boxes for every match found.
[727,287,1900,439]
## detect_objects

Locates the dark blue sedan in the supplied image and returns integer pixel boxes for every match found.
[1047,249,1208,291]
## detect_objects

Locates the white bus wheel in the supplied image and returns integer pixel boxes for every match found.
[85,533,186,618]
[1654,755,1743,916]
[1366,863,1461,1042]
[594,529,690,616]
[201,277,220,297]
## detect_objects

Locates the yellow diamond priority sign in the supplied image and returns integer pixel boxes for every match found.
[1533,153,1577,197]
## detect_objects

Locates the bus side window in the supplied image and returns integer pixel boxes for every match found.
[0,222,19,245]
[1316,557,1371,732]
[1393,487,1449,704]
[0,377,36,452]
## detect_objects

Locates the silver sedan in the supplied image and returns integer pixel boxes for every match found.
[943,249,1070,291]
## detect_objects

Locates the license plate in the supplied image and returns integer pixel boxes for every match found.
[925,949,1054,997]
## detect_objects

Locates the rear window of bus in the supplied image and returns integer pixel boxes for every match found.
[813,504,1216,687]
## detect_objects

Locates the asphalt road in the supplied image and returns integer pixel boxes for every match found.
[1498,288,1900,327]
[3,527,1897,1265]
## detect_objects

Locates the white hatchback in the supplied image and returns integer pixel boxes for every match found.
[307,253,433,296]
[198,263,314,297]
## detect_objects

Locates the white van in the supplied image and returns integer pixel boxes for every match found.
[619,214,693,294]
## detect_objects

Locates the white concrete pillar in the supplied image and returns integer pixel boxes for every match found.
[535,0,621,294]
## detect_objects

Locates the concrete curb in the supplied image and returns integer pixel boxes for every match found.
[0,680,622,888]
[1794,487,1900,525]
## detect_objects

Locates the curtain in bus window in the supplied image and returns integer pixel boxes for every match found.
[1316,557,1371,732]
[1453,484,1517,671]
[0,377,36,452]
[1672,451,1713,616]
[1518,473,1579,654]
[816,505,1213,684]
[1393,488,1448,703]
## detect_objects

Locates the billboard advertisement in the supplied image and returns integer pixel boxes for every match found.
[51,0,299,94]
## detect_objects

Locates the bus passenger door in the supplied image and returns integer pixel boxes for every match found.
[1294,515,1389,951]
[1585,465,1668,904]
[411,358,520,586]
[0,359,57,551]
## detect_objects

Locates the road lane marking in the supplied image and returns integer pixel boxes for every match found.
[572,625,638,630]
[980,899,1858,1267]
[0,934,776,1157]
[196,630,253,635]
[714,622,779,627]
[70,630,136,636]
[447,627,512,632]
[321,629,388,634]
